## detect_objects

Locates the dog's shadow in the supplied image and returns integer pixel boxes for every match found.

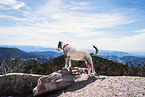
[65,76,105,92]
[47,76,105,97]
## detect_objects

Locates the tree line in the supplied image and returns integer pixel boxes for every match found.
[0,55,145,76]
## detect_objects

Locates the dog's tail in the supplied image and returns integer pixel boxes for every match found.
[90,45,98,56]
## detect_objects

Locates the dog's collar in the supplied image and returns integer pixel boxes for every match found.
[63,44,69,50]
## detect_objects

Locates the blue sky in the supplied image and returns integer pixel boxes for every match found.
[0,0,145,52]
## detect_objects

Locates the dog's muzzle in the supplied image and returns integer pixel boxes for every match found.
[57,48,62,52]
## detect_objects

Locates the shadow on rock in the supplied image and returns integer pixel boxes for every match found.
[66,76,105,92]
[47,76,106,97]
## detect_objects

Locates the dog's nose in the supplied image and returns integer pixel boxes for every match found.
[56,48,59,51]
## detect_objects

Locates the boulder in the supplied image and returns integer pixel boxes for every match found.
[0,67,88,96]
[0,73,43,96]
[33,68,74,96]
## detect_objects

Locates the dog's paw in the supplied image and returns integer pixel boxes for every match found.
[95,73,99,77]
[90,73,99,77]
[62,67,71,72]
[62,67,67,69]
[90,73,93,76]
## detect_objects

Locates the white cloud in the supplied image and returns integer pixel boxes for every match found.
[70,1,89,6]
[0,0,16,5]
[0,26,60,36]
[0,26,59,46]
[0,0,140,51]
[26,11,133,38]
[0,0,30,10]
[0,15,27,21]
[133,29,145,33]
[32,0,133,28]
[0,0,133,36]
[69,1,91,10]
[96,32,145,51]
[73,31,104,38]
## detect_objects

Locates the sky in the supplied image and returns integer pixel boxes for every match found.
[0,0,145,52]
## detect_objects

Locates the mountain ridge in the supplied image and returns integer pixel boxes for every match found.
[0,47,48,63]
[0,47,144,76]
[0,46,145,67]
[0,45,143,57]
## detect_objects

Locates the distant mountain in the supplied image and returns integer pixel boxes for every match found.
[0,47,144,76]
[100,55,145,67]
[127,51,145,58]
[0,45,56,52]
[0,45,132,56]
[30,51,63,60]
[85,49,131,57]
[1,45,145,66]
[0,47,48,63]
[1,45,144,57]
[0,47,34,59]
[86,49,145,66]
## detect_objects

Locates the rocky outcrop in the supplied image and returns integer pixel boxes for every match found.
[50,75,145,97]
[0,73,43,96]
[33,68,74,96]
[1,67,144,97]
[72,67,88,75]
[0,67,91,96]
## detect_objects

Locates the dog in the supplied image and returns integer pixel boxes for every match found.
[57,41,99,77]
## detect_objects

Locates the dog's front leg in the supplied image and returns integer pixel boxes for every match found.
[64,57,68,68]
[68,59,71,68]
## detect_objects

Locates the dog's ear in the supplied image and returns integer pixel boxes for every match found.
[58,41,62,45]
[58,41,62,48]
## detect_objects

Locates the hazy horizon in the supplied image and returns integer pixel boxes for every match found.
[1,44,145,55]
[0,0,145,52]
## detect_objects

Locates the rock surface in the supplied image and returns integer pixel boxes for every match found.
[33,68,74,96]
[0,68,75,96]
[49,75,145,97]
[1,67,144,97]
[0,67,82,96]
[0,73,43,96]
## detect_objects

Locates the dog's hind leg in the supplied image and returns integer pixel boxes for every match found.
[85,61,91,76]
[90,62,99,77]
[87,58,99,77]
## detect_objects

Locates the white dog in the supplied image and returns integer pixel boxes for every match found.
[57,41,99,77]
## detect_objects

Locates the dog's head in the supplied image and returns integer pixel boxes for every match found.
[57,41,63,52]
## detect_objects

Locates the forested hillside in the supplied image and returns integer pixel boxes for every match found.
[40,55,143,76]
[0,47,144,76]
[1,54,144,76]
[1,46,145,67]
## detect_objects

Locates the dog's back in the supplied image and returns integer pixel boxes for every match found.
[63,45,91,61]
